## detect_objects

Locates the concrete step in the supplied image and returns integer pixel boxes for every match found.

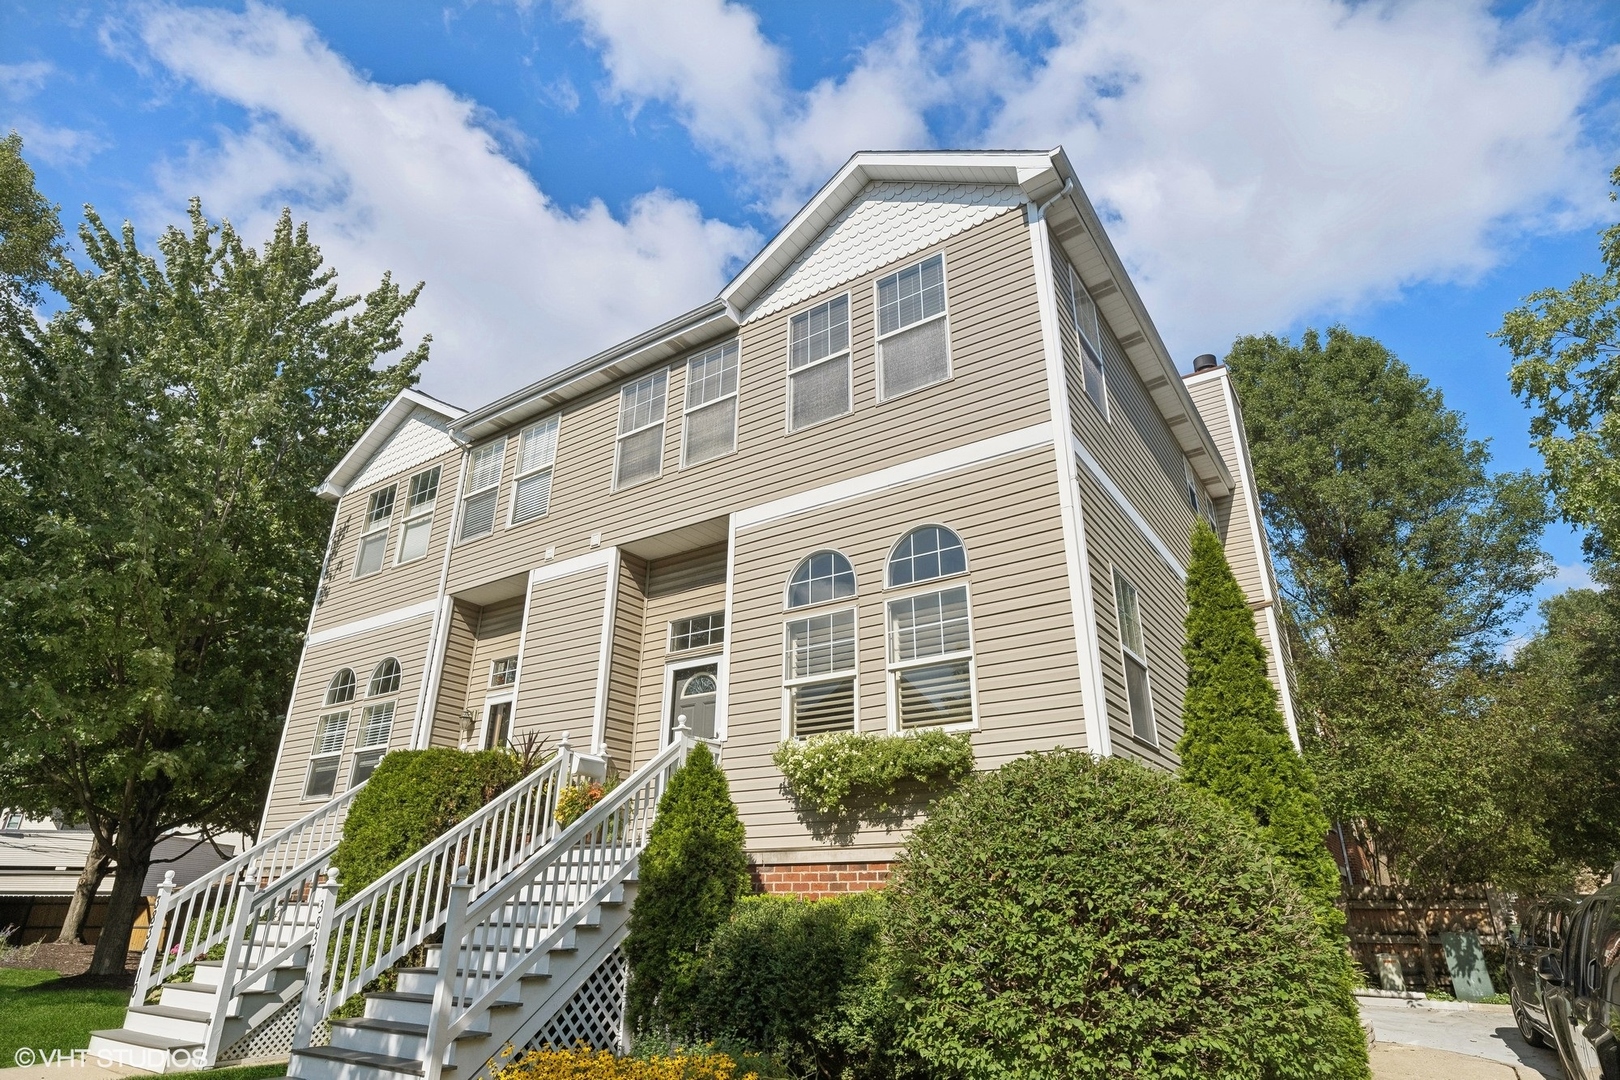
[124,1004,213,1043]
[87,1028,203,1074]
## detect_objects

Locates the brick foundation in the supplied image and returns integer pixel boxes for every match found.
[751,862,893,898]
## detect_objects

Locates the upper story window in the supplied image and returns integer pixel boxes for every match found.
[787,550,857,609]
[670,612,725,652]
[369,658,402,696]
[305,707,349,799]
[1112,569,1157,745]
[489,656,518,688]
[616,371,668,489]
[876,254,950,400]
[511,416,560,524]
[354,485,396,577]
[787,294,851,431]
[683,341,739,466]
[354,663,398,786]
[1060,259,1108,418]
[326,668,356,706]
[784,608,857,737]
[887,525,967,588]
[396,466,441,564]
[458,439,506,542]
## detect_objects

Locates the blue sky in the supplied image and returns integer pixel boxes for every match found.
[5,0,1620,633]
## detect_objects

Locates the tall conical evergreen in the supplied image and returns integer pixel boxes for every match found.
[1178,519,1341,910]
[623,742,750,1035]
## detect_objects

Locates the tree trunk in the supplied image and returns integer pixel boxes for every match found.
[57,833,111,944]
[89,824,159,977]
[1407,901,1439,990]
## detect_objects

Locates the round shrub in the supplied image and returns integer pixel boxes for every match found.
[885,751,1369,1080]
[333,747,523,902]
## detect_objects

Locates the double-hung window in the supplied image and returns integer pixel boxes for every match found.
[787,295,850,431]
[396,466,441,564]
[683,340,739,466]
[510,416,560,524]
[458,440,506,542]
[1113,569,1157,744]
[876,254,949,399]
[886,527,974,728]
[354,485,396,577]
[784,609,857,736]
[615,371,667,488]
[351,658,400,785]
[1061,259,1108,417]
[305,669,355,799]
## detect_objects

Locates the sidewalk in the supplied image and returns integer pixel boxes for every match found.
[1359,997,1561,1080]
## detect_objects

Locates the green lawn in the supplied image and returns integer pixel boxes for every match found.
[0,968,127,1065]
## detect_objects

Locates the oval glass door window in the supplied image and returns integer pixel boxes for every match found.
[670,664,719,740]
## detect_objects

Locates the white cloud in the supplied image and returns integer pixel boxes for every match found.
[1546,560,1596,591]
[126,2,759,406]
[0,61,53,100]
[11,119,107,167]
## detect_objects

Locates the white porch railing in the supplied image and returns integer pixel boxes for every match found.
[292,742,576,1045]
[419,732,697,1080]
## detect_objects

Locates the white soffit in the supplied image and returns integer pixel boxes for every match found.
[742,182,1026,323]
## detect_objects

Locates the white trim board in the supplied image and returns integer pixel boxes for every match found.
[1070,435,1187,583]
[528,546,616,585]
[305,599,438,649]
[735,422,1053,532]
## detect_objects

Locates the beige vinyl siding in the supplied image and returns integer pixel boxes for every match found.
[512,566,611,752]
[309,448,462,635]
[464,597,525,721]
[430,601,479,747]
[725,448,1079,862]
[262,616,433,830]
[603,555,647,772]
[1077,467,1187,771]
[630,578,729,768]
[441,209,1048,599]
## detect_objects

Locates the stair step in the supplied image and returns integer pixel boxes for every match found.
[129,1004,212,1022]
[292,1044,425,1078]
[89,1028,202,1052]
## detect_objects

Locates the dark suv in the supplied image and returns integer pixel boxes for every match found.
[1538,882,1620,1080]
[1510,894,1577,1047]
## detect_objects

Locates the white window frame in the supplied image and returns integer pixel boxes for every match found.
[669,612,726,653]
[478,692,516,751]
[883,581,978,733]
[873,252,952,402]
[350,700,396,785]
[508,415,562,525]
[884,523,970,590]
[780,607,860,741]
[784,549,859,611]
[613,370,669,490]
[1062,259,1109,421]
[456,438,507,544]
[394,465,442,565]
[488,655,519,689]
[681,339,740,468]
[303,709,350,801]
[1111,566,1158,746]
[785,292,853,433]
[353,484,397,578]
[660,654,728,746]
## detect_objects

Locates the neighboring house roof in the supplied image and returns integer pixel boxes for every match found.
[0,829,242,899]
[448,148,1232,494]
[319,389,466,502]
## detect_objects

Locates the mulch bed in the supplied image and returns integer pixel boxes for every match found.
[1,942,140,986]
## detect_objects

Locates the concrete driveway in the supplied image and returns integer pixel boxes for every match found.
[1359,996,1563,1080]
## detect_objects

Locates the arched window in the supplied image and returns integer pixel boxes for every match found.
[325,669,356,706]
[887,526,966,587]
[369,658,401,697]
[786,550,857,609]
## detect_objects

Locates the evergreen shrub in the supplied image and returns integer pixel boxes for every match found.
[772,730,974,816]
[332,748,523,901]
[885,750,1370,1080]
[625,743,750,1034]
[685,893,922,1080]
[1178,518,1342,911]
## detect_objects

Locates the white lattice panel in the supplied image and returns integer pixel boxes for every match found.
[218,999,299,1064]
[528,948,628,1053]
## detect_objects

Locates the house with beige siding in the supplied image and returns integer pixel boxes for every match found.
[94,149,1298,1077]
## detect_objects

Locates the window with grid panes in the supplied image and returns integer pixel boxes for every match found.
[350,700,395,785]
[458,439,506,541]
[887,525,967,587]
[489,656,518,687]
[615,371,667,488]
[787,550,856,608]
[369,658,401,696]
[876,255,949,399]
[511,416,560,524]
[354,485,396,577]
[1112,569,1157,744]
[1061,259,1107,416]
[396,466,441,563]
[787,295,850,431]
[784,609,856,735]
[683,341,738,465]
[887,585,974,728]
[305,710,349,798]
[670,612,725,652]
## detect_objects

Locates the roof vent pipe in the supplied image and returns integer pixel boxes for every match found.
[1192,353,1219,373]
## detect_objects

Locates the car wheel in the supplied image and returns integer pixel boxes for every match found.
[1515,1006,1548,1048]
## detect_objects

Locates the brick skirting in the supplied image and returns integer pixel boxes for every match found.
[751,862,893,898]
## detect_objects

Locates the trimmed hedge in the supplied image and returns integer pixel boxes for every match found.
[332,748,523,902]
[772,730,974,816]
[625,743,749,1034]
[685,893,922,1080]
[885,750,1370,1080]
[495,1047,758,1080]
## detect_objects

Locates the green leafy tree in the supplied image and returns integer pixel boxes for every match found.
[625,743,750,1035]
[0,189,426,973]
[0,131,63,331]
[1178,519,1340,913]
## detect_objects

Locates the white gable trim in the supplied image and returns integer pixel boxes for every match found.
[320,389,465,501]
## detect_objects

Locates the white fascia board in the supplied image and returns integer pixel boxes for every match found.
[305,599,438,648]
[318,389,466,501]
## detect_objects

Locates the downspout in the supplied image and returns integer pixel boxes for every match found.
[1032,177,1076,221]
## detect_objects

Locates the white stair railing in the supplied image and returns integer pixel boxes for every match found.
[420,732,697,1080]
[292,741,576,1046]
[133,780,367,1007]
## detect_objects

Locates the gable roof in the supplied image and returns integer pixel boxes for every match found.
[318,388,466,502]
